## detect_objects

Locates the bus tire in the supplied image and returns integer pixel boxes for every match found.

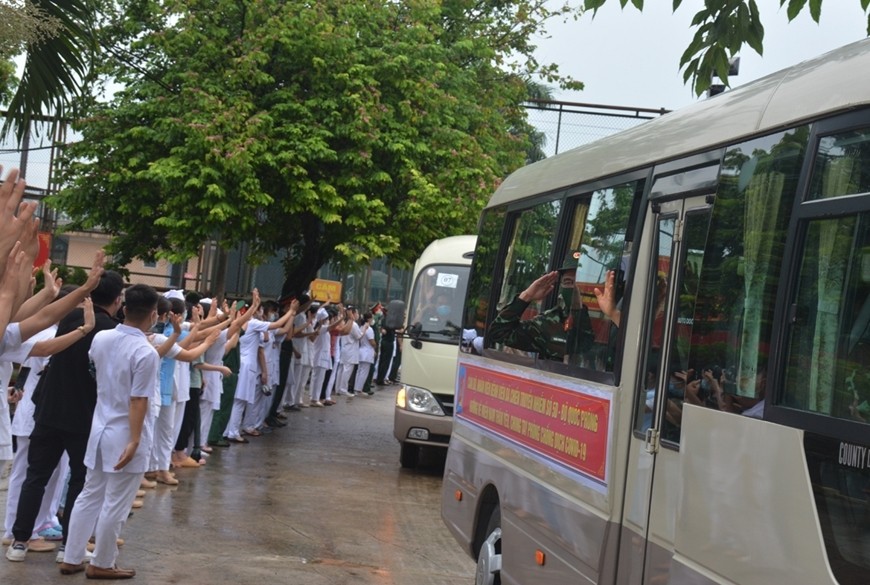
[399,442,419,468]
[475,508,502,585]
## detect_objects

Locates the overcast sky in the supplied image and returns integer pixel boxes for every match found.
[534,0,870,110]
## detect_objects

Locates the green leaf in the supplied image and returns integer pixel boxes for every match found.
[808,0,821,22]
[786,0,807,21]
[673,0,683,10]
[679,28,707,67]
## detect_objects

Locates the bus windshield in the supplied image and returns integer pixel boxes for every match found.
[408,264,470,344]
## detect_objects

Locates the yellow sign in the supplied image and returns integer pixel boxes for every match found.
[310,279,342,302]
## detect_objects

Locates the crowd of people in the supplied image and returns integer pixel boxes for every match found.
[0,166,404,579]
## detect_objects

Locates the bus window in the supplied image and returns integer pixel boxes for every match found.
[783,213,870,423]
[488,182,638,374]
[659,208,712,444]
[809,128,870,200]
[567,182,635,372]
[673,129,807,419]
[491,199,562,359]
[635,215,677,435]
[408,264,470,343]
[463,207,505,342]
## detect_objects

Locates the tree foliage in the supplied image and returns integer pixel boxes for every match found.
[54,0,577,295]
[0,0,95,142]
[583,0,870,95]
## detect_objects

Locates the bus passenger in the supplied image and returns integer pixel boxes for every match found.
[489,269,619,363]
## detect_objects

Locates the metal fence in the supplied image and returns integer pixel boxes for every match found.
[523,99,669,157]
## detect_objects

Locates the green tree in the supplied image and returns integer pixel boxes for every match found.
[583,0,870,95]
[521,80,555,163]
[0,0,94,143]
[54,0,577,297]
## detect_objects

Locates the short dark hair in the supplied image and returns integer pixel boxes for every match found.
[169,297,186,316]
[90,270,124,307]
[124,284,159,319]
[156,296,171,316]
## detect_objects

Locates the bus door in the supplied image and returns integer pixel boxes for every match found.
[619,191,715,585]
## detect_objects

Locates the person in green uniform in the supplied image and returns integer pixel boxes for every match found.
[490,265,619,364]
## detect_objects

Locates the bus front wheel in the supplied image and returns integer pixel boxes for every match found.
[475,510,502,585]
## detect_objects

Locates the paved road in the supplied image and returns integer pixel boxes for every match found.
[0,384,476,584]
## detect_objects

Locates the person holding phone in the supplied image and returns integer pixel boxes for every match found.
[489,252,620,364]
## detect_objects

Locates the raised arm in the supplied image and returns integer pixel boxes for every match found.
[274,300,299,335]
[0,242,25,346]
[13,261,61,322]
[29,298,95,357]
[593,270,621,327]
[227,291,258,337]
[9,214,42,317]
[0,167,35,277]
[175,327,221,362]
[153,312,183,357]
[18,251,105,341]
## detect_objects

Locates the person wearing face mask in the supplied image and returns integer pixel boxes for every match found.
[223,294,296,441]
[489,251,619,364]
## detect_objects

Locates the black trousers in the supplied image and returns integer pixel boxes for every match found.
[268,343,294,419]
[375,337,394,383]
[13,424,89,545]
[175,388,202,455]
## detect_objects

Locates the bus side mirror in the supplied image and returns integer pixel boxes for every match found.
[409,322,423,349]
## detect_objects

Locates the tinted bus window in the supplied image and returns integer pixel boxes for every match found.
[783,213,870,422]
[488,182,638,375]
[464,207,505,338]
[809,128,870,200]
[408,264,471,343]
[680,129,807,418]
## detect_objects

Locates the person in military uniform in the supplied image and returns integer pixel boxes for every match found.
[489,263,620,365]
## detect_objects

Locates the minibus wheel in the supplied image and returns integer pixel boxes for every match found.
[475,509,501,585]
[399,442,419,468]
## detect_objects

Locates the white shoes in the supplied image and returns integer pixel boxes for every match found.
[6,541,27,562]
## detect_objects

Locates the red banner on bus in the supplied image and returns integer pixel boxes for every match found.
[456,361,610,483]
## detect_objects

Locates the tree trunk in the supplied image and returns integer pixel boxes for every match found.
[213,246,228,300]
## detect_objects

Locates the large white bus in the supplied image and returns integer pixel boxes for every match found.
[394,235,476,468]
[442,39,870,585]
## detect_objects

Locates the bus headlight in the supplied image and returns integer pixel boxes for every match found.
[398,385,446,416]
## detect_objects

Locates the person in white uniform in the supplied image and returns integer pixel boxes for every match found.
[335,306,366,398]
[356,312,377,396]
[146,298,222,486]
[285,305,317,410]
[197,298,252,452]
[223,292,297,441]
[308,305,344,407]
[59,284,162,579]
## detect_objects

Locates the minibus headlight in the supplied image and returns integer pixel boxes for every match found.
[401,385,446,416]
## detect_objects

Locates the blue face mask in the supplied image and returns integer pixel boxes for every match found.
[436,305,451,317]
